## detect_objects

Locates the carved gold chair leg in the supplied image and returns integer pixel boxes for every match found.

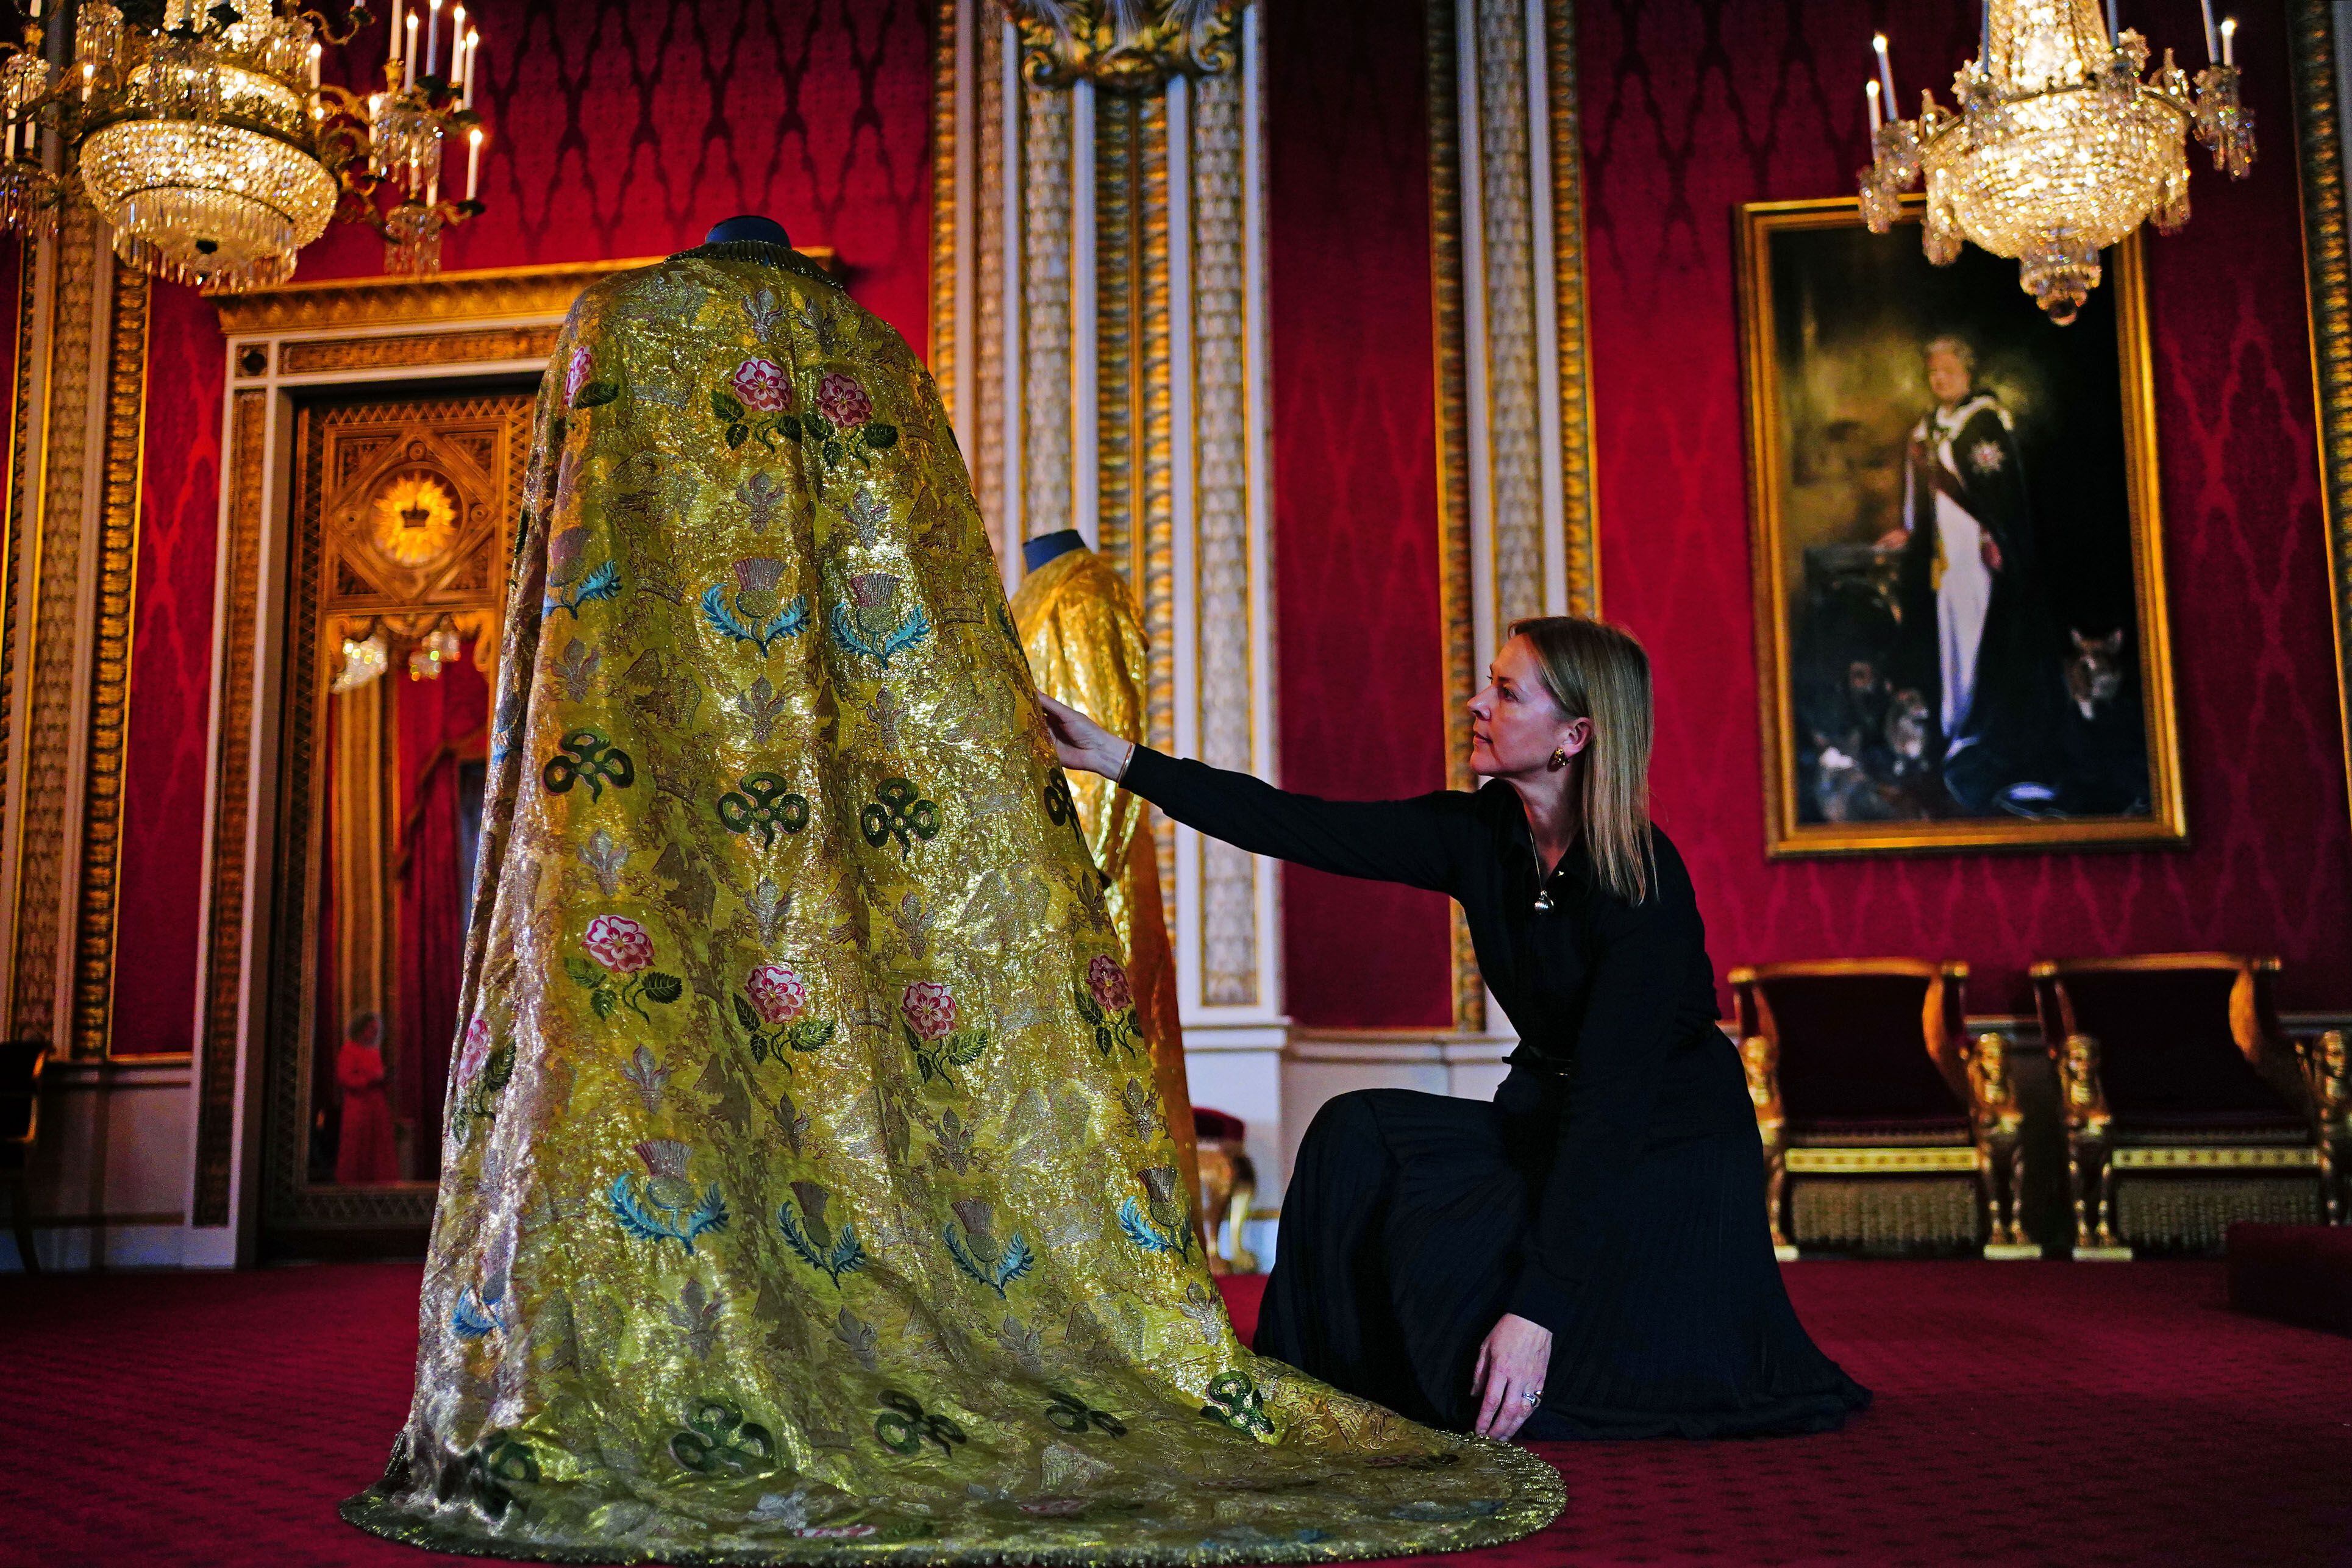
[1221,1168,1259,1275]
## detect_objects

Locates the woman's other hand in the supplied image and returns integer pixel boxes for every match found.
[1038,693,1133,780]
[1470,1313,1553,1441]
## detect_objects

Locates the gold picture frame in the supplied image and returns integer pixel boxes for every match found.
[1737,195,2186,857]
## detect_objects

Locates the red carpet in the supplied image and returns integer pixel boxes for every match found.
[4,1261,2348,1566]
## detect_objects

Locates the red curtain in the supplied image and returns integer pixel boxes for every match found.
[394,647,491,1181]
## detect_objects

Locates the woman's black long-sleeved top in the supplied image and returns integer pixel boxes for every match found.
[1121,745,1748,1336]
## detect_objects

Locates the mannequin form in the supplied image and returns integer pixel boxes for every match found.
[1022,527,1085,574]
[702,213,791,246]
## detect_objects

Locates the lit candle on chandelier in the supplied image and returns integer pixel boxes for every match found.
[405,13,419,88]
[1866,78,1881,135]
[1872,33,1898,113]
[2220,16,2236,68]
[466,126,482,202]
[427,0,442,80]
[82,62,93,101]
[452,7,467,87]
[308,41,322,90]
[2105,0,2118,45]
[390,0,403,51]
[2198,0,2218,62]
[464,33,479,109]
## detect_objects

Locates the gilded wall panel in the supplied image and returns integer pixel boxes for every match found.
[72,266,152,1058]
[7,210,104,1047]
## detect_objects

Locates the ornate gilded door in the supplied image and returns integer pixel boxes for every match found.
[261,388,531,1256]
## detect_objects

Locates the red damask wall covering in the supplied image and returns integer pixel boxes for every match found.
[1267,0,1456,1028]
[1579,0,2352,1013]
[112,1,932,1053]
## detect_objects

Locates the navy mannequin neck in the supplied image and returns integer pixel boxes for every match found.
[1022,529,1086,573]
[704,215,792,247]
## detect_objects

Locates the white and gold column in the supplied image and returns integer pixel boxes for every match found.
[932,0,1286,1188]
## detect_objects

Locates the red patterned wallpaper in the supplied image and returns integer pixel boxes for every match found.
[1267,0,1456,1028]
[1578,0,2352,1013]
[114,1,934,1053]
[113,282,227,1055]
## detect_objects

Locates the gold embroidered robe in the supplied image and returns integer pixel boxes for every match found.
[341,241,1560,1564]
[1010,547,1200,1240]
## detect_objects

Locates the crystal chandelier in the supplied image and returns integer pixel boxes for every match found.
[1858,0,2254,323]
[0,0,490,291]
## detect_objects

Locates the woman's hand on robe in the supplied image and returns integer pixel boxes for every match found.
[1038,693,1134,781]
[1470,1312,1553,1441]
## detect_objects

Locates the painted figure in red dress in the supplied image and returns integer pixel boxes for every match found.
[335,1012,398,1185]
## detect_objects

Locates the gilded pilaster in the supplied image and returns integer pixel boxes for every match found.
[7,208,104,1047]
[71,263,150,1058]
[192,388,268,1230]
[1022,85,1076,543]
[1474,0,1545,632]
[1189,65,1257,1008]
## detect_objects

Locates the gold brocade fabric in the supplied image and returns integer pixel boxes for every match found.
[1009,547,1201,1235]
[341,243,1561,1565]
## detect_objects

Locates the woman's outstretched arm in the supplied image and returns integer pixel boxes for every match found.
[1039,693,1470,894]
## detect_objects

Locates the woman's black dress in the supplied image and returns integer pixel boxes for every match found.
[1121,747,1870,1440]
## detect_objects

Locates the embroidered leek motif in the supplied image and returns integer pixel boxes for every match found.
[608,1139,729,1254]
[778,1182,868,1286]
[943,1198,1035,1299]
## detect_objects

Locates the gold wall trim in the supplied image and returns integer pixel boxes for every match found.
[0,234,37,864]
[932,0,961,422]
[1544,0,1597,616]
[2289,0,2352,855]
[2109,1146,2320,1171]
[73,266,152,1060]
[192,388,267,1230]
[276,326,559,376]
[1784,1146,1980,1175]
[7,211,104,1047]
[1428,0,1484,1034]
[209,251,838,337]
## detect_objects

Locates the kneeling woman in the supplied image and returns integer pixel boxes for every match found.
[1042,616,1868,1442]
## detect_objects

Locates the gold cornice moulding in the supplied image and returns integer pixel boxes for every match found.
[1001,0,1246,91]
[207,249,842,335]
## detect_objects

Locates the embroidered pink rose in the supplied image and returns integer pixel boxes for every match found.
[747,963,808,1027]
[730,357,792,414]
[456,1016,494,1082]
[1086,955,1133,1014]
[815,371,873,429]
[564,346,593,404]
[584,914,655,975]
[900,981,957,1042]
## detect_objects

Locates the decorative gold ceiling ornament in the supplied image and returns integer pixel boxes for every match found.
[0,0,494,291]
[998,0,1245,93]
[1859,0,2254,322]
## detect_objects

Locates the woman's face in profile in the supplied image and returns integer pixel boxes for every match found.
[1467,635,1580,780]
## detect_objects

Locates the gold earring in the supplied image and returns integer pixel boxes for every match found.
[1547,747,1569,772]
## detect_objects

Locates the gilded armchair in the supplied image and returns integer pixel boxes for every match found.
[1189,1107,1258,1275]
[2031,955,2328,1257]
[1731,961,2028,1257]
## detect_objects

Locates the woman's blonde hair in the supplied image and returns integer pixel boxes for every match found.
[1509,615,1655,905]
